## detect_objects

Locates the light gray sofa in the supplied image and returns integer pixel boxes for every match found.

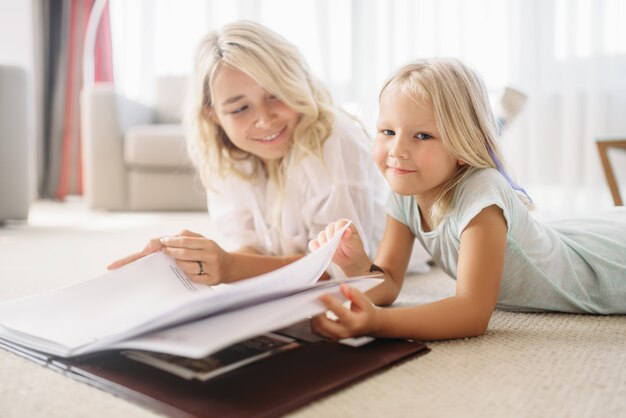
[80,77,207,211]
[0,65,30,222]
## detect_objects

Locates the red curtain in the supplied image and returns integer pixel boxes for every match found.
[39,0,113,200]
[56,0,113,199]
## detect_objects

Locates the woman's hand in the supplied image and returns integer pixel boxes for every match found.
[159,230,230,285]
[308,219,371,276]
[311,284,381,340]
[108,230,231,285]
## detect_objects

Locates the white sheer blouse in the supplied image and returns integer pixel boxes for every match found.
[206,111,386,258]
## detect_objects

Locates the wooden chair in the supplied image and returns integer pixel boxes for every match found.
[596,138,626,206]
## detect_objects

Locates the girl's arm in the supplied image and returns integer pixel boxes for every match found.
[314,205,507,341]
[309,217,414,306]
[367,216,414,305]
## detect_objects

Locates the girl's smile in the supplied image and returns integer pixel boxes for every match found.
[386,165,417,175]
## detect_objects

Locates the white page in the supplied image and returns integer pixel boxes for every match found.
[112,277,383,358]
[0,222,351,357]
[0,253,211,355]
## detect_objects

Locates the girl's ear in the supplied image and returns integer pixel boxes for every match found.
[457,159,466,167]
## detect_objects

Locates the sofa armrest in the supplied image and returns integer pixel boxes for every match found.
[80,83,153,210]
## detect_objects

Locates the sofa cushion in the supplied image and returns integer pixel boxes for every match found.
[124,124,193,169]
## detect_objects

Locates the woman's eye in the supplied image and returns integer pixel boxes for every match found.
[381,129,395,136]
[231,105,249,114]
[268,95,278,101]
[416,132,432,140]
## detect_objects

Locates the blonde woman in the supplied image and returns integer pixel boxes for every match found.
[110,21,431,282]
[309,58,626,341]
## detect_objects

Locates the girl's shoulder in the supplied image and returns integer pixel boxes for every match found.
[457,168,513,200]
[451,168,519,233]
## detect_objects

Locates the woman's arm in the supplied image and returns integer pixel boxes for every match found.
[222,251,304,282]
[313,205,507,341]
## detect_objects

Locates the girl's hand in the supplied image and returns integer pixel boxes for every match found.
[311,284,381,340]
[308,220,371,276]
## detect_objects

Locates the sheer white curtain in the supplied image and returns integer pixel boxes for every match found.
[109,0,626,216]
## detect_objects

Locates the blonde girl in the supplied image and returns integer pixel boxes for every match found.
[309,58,626,341]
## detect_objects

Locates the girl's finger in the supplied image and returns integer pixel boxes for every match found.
[316,230,328,246]
[341,285,369,312]
[324,223,336,242]
[308,239,320,251]
[311,314,343,340]
[319,294,354,324]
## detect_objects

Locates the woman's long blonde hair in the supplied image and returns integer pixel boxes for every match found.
[380,58,531,227]
[184,20,334,194]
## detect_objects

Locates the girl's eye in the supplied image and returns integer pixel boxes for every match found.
[268,95,278,101]
[381,129,395,136]
[416,132,432,140]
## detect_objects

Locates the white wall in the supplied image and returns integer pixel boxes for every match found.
[0,0,36,202]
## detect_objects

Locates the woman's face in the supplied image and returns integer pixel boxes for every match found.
[209,65,300,163]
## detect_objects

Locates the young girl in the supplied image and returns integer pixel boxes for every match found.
[109,21,430,282]
[309,58,626,341]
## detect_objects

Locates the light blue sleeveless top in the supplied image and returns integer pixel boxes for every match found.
[387,168,626,313]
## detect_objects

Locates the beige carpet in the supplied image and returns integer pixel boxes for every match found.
[1,200,625,418]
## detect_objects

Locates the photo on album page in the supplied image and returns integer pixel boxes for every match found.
[121,333,301,381]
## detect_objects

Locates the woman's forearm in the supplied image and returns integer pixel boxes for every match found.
[225,251,304,282]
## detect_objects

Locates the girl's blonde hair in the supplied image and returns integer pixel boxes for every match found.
[380,58,531,227]
[184,20,334,194]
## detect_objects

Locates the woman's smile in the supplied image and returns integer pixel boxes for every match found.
[253,125,287,143]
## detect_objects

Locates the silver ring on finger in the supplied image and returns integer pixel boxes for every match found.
[196,260,205,275]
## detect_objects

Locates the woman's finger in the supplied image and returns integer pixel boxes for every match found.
[160,236,209,249]
[177,229,204,238]
[163,247,215,262]
[107,251,145,270]
[107,237,163,270]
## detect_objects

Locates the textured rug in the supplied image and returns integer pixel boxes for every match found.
[0,200,624,418]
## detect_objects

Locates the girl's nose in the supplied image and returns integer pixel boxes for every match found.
[389,138,410,160]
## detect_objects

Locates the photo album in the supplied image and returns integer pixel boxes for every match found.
[0,222,383,379]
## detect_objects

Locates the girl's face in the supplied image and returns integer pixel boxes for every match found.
[209,65,300,163]
[374,84,460,203]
